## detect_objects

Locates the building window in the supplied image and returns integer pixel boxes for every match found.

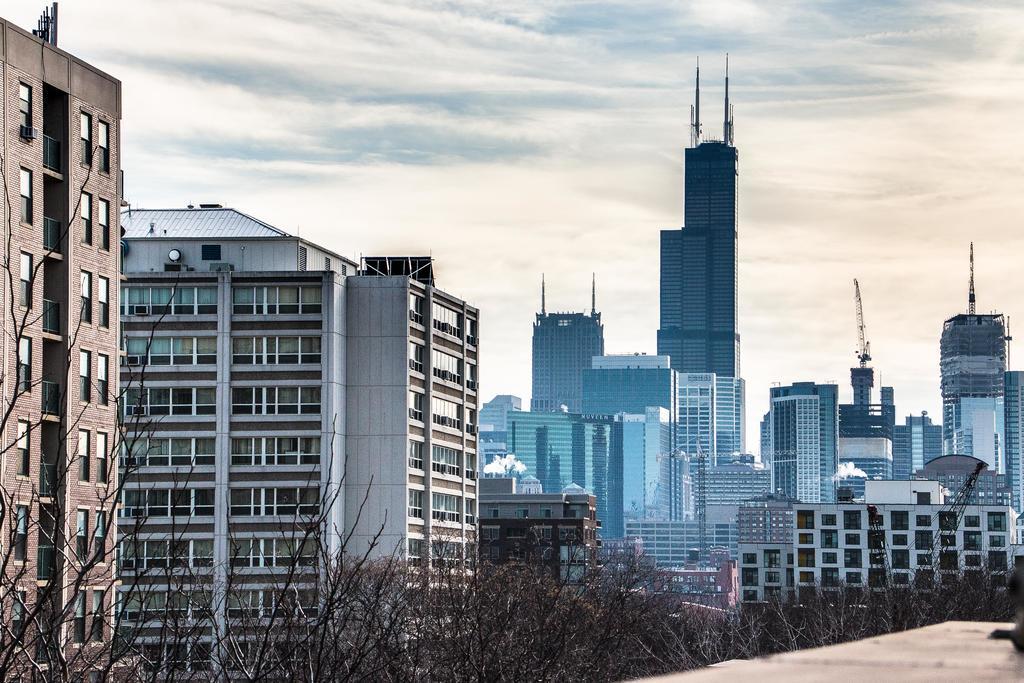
[408,489,424,519]
[988,512,1007,532]
[76,510,89,561]
[20,168,32,224]
[409,342,423,372]
[228,487,318,517]
[78,430,90,482]
[408,440,424,470]
[820,529,838,549]
[797,548,815,568]
[409,391,424,421]
[81,192,92,244]
[19,83,31,128]
[73,592,86,644]
[431,396,463,430]
[843,510,861,529]
[821,514,836,526]
[230,336,321,364]
[914,530,932,551]
[99,198,110,250]
[231,285,321,315]
[432,348,463,384]
[891,510,909,531]
[97,354,109,405]
[228,436,318,467]
[431,303,463,338]
[122,285,217,316]
[127,437,217,468]
[843,548,862,568]
[432,445,461,476]
[965,515,980,528]
[80,350,91,402]
[892,549,910,569]
[98,121,110,173]
[81,111,93,165]
[230,386,321,415]
[915,515,931,527]
[95,513,108,563]
[201,244,221,261]
[17,337,31,393]
[91,589,105,641]
[81,271,92,323]
[14,505,28,561]
[796,510,814,529]
[431,492,461,522]
[96,432,109,484]
[409,294,424,324]
[19,252,32,308]
[16,420,30,476]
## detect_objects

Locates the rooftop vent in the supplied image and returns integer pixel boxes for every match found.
[198,203,223,209]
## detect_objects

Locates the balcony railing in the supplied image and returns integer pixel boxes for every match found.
[41,381,60,416]
[43,135,60,172]
[37,545,55,580]
[43,217,61,253]
[42,300,60,335]
[39,461,57,497]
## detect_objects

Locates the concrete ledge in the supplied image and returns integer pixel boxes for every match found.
[644,621,1024,682]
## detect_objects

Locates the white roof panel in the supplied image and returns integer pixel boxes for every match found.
[121,207,291,240]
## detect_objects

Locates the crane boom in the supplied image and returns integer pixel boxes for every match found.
[854,279,871,367]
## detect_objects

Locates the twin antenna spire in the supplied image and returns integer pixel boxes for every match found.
[968,242,976,315]
[539,274,597,316]
[690,54,734,147]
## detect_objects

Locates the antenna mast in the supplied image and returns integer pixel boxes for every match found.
[32,3,58,46]
[541,274,546,315]
[724,53,734,145]
[968,242,976,315]
[591,273,596,316]
[690,58,701,147]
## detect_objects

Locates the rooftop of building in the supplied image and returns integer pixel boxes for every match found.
[122,206,292,240]
[646,621,1022,682]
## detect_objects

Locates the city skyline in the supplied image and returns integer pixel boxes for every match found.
[17,1,1024,446]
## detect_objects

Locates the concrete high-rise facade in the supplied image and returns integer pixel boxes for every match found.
[0,16,122,660]
[1004,371,1024,510]
[940,312,1006,467]
[530,286,603,413]
[120,209,480,586]
[767,382,839,503]
[892,411,943,480]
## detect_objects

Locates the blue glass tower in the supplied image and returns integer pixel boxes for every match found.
[657,62,738,378]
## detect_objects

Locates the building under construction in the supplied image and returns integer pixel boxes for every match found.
[939,245,1007,467]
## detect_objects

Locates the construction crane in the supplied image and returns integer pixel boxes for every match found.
[853,279,871,367]
[931,460,987,577]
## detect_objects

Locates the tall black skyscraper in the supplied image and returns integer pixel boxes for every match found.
[658,60,739,377]
[531,277,605,413]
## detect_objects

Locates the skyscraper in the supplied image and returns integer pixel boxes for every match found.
[1004,372,1024,510]
[767,382,839,503]
[892,411,943,479]
[531,278,604,413]
[479,394,523,467]
[581,354,678,422]
[658,60,739,379]
[939,245,1006,468]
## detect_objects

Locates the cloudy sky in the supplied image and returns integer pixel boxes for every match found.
[10,1,1024,450]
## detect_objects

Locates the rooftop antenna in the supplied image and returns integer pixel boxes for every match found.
[723,53,734,146]
[968,242,976,315]
[541,274,546,315]
[32,3,58,46]
[591,273,596,316]
[690,57,701,147]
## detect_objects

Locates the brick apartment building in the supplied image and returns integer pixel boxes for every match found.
[478,477,600,582]
[0,13,122,667]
